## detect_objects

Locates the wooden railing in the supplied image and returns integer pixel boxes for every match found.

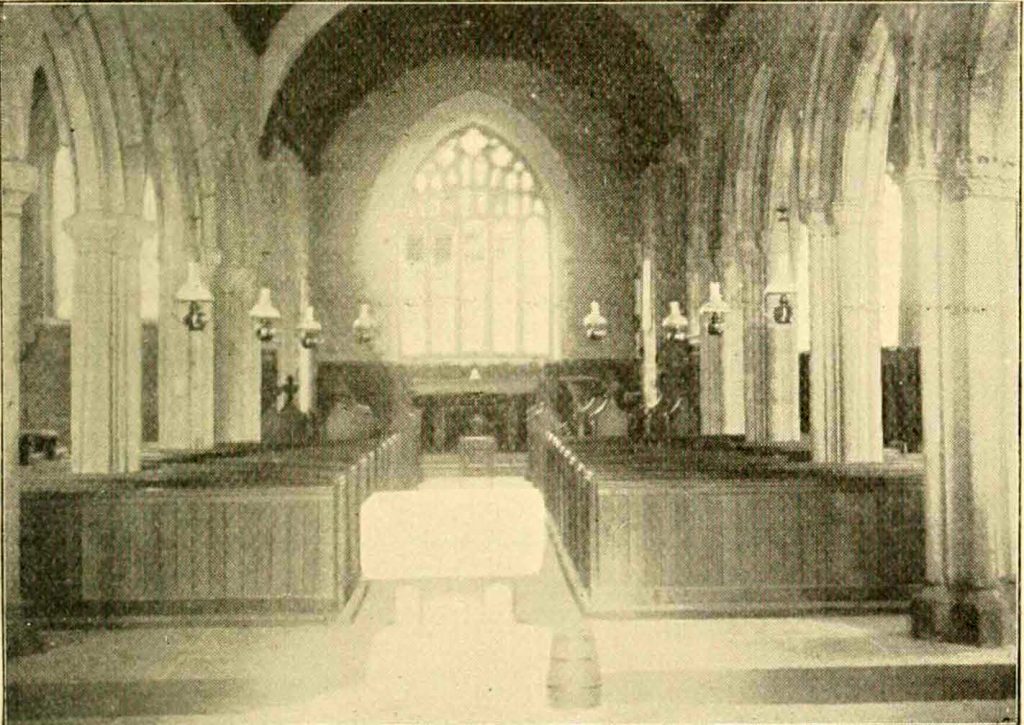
[527,404,925,615]
[21,411,422,622]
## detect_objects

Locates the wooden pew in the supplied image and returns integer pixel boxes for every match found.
[20,416,423,625]
[531,429,925,617]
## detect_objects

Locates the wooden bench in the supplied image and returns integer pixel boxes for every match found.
[532,431,926,616]
[20,431,421,624]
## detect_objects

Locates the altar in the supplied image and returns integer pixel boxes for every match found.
[407,366,538,453]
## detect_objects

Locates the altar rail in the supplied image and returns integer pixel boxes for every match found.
[527,407,925,616]
[21,414,421,623]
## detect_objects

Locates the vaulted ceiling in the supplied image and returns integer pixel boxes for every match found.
[227,5,730,176]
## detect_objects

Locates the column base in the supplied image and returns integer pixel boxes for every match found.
[909,584,954,640]
[6,606,45,658]
[911,584,1016,647]
[953,587,1016,647]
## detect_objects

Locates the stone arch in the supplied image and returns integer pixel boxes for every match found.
[798,6,909,213]
[967,4,1019,173]
[149,60,222,450]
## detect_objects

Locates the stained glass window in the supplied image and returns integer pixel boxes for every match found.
[399,126,551,358]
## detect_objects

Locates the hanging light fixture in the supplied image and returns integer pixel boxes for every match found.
[352,302,378,344]
[297,305,323,349]
[174,261,213,332]
[700,282,730,337]
[583,301,608,341]
[661,300,689,343]
[249,287,281,342]
[764,205,796,326]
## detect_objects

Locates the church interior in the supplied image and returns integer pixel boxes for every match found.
[1,3,1019,721]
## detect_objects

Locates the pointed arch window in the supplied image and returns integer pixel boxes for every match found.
[399,126,552,359]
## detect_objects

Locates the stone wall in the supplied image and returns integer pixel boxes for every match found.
[310,57,641,364]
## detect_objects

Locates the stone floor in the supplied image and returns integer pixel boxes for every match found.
[6,475,1018,723]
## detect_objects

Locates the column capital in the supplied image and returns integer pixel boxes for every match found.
[64,211,154,259]
[901,163,943,188]
[2,159,37,215]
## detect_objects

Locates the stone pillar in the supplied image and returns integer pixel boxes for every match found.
[3,159,38,653]
[909,160,1017,646]
[213,264,261,443]
[699,261,745,437]
[640,183,658,412]
[741,233,769,443]
[65,212,150,474]
[832,199,884,463]
[766,212,800,442]
[897,174,921,347]
[902,167,952,639]
[960,160,1016,645]
[159,257,216,451]
[807,206,842,462]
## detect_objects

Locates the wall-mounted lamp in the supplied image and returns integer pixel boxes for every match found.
[249,287,281,342]
[764,286,795,325]
[700,282,730,337]
[298,305,323,349]
[175,261,213,332]
[353,302,378,344]
[583,301,608,341]
[661,300,689,343]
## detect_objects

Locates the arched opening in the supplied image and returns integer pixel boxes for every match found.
[20,68,75,451]
[835,16,904,461]
[396,126,553,361]
[764,113,802,442]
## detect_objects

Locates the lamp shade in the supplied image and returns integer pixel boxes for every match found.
[700,282,730,336]
[249,288,281,321]
[175,261,213,304]
[298,304,323,348]
[699,282,730,316]
[661,300,688,341]
[583,300,608,340]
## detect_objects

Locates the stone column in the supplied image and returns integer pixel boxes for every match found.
[902,167,952,639]
[64,212,150,474]
[806,206,842,462]
[897,174,921,347]
[159,256,216,451]
[960,159,1017,644]
[699,259,745,437]
[741,233,769,443]
[832,199,884,462]
[213,263,261,443]
[2,159,38,653]
[909,160,1017,646]
[766,211,800,442]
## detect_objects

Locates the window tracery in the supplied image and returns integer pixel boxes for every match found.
[399,126,551,359]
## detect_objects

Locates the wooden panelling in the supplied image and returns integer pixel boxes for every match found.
[77,488,335,603]
[528,408,925,615]
[21,423,422,622]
